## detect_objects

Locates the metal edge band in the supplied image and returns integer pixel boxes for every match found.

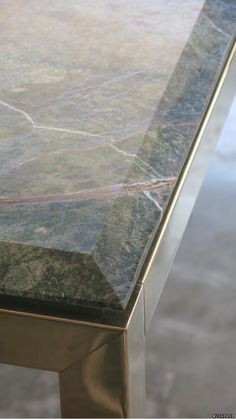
[0,306,125,331]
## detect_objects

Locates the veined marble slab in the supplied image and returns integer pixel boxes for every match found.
[0,0,235,311]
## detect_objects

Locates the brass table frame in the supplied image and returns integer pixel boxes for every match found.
[0,42,235,418]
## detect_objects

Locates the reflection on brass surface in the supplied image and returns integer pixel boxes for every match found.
[0,312,119,371]
[124,289,145,418]
[0,290,145,418]
[59,289,145,418]
[60,334,126,418]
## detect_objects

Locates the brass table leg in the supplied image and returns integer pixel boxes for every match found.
[0,290,145,418]
[59,334,127,418]
[59,290,145,418]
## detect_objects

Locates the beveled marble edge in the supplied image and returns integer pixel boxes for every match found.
[0,0,235,314]
[94,0,236,310]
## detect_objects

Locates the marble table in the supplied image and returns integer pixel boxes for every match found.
[0,0,235,417]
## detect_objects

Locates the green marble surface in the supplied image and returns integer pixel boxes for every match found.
[0,0,235,312]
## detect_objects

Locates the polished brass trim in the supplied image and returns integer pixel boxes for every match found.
[123,289,145,418]
[0,311,120,371]
[142,41,236,329]
[0,306,125,331]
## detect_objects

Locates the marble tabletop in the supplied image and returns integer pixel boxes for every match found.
[0,0,235,313]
